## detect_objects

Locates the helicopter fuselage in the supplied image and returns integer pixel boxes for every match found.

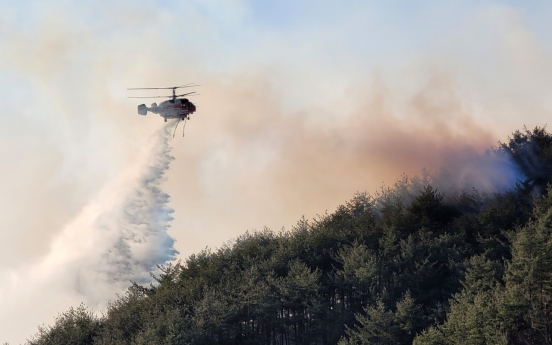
[139,98,196,121]
[130,84,198,122]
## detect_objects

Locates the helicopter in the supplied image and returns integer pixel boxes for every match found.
[127,84,198,122]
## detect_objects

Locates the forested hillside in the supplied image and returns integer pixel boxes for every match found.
[28,127,552,345]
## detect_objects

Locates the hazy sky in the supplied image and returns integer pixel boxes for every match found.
[1,1,552,343]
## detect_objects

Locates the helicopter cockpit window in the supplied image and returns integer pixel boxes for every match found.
[180,99,189,104]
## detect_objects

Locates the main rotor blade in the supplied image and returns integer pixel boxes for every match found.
[175,92,197,97]
[128,87,174,90]
[127,83,199,90]
[128,95,171,98]
[175,83,200,88]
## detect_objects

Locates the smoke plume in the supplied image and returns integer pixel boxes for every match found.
[163,74,526,249]
[0,123,177,343]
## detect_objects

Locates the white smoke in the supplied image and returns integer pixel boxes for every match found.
[374,148,526,210]
[0,123,177,344]
[432,149,525,196]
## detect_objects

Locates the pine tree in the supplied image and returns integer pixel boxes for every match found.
[499,206,552,344]
[340,292,423,345]
[28,305,102,345]
[413,255,505,345]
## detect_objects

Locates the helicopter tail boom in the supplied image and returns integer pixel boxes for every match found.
[137,103,163,116]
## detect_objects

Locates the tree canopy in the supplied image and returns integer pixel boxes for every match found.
[25,126,552,345]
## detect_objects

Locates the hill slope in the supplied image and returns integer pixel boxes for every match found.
[28,127,552,345]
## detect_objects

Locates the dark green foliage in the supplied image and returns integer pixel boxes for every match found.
[26,185,474,345]
[405,186,461,233]
[340,292,424,345]
[414,186,552,345]
[498,126,552,190]
[27,127,552,345]
[28,305,102,345]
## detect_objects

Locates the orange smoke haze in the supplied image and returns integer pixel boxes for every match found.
[163,72,499,254]
[0,20,505,258]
